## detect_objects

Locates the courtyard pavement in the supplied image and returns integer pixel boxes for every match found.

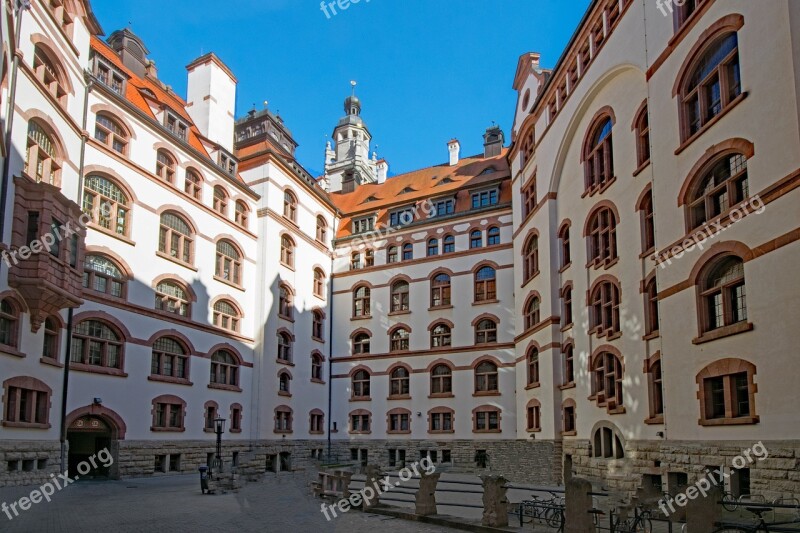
[0,472,461,532]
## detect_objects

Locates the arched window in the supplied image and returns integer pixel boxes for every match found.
[640,190,655,252]
[313,268,326,298]
[487,226,500,246]
[647,358,664,420]
[311,353,324,381]
[283,190,297,221]
[312,310,325,340]
[390,327,410,352]
[151,337,189,380]
[474,266,497,302]
[475,361,499,393]
[402,243,413,261]
[634,104,650,167]
[278,284,294,320]
[83,254,126,298]
[184,169,203,200]
[687,153,748,230]
[562,285,574,327]
[352,370,370,399]
[156,149,176,183]
[278,371,291,394]
[431,274,451,308]
[349,409,371,433]
[592,351,624,409]
[215,240,242,285]
[388,408,411,433]
[213,186,229,215]
[353,286,370,317]
[590,280,621,335]
[316,216,327,242]
[475,319,497,344]
[32,45,67,105]
[210,350,239,386]
[155,280,191,317]
[390,281,410,313]
[587,207,617,264]
[0,299,20,348]
[592,425,625,459]
[352,332,370,355]
[559,224,571,268]
[697,358,757,425]
[431,323,452,348]
[277,332,293,363]
[387,246,398,264]
[25,121,61,186]
[430,365,452,395]
[274,406,292,432]
[443,235,455,254]
[645,278,659,336]
[523,235,539,281]
[83,175,129,236]
[681,33,741,139]
[427,238,439,257]
[698,256,746,333]
[213,299,240,332]
[280,235,295,268]
[584,116,614,191]
[95,113,128,154]
[527,347,540,385]
[470,230,483,249]
[527,400,541,432]
[235,201,249,228]
[71,320,123,369]
[562,344,575,385]
[389,367,410,397]
[524,295,541,330]
[159,212,193,264]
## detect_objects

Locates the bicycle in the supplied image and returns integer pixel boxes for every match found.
[611,505,654,533]
[722,493,766,512]
[714,505,800,532]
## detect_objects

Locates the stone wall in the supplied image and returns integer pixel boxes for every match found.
[564,439,800,503]
[328,439,561,486]
[0,440,62,487]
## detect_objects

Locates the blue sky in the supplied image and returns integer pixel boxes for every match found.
[92,0,591,176]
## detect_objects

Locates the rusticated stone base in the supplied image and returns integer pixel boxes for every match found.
[563,439,800,503]
[0,440,62,487]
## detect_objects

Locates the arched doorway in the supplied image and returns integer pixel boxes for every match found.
[65,405,126,480]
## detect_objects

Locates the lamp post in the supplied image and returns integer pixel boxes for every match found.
[214,417,226,473]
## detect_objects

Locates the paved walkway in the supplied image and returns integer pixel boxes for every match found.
[0,473,461,532]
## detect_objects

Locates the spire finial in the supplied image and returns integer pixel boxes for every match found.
[350,80,357,97]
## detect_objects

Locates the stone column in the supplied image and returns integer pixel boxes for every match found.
[481,475,509,527]
[340,470,353,499]
[565,477,595,533]
[415,472,440,516]
[363,465,383,511]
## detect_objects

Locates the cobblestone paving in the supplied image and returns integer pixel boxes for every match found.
[0,473,461,532]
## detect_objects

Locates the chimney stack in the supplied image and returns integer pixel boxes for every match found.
[483,126,505,158]
[376,159,388,184]
[448,139,460,166]
[186,53,238,153]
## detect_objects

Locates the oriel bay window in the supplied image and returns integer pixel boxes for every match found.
[71,320,123,370]
[150,337,189,380]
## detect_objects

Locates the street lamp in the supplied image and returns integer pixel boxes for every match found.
[214,417,226,473]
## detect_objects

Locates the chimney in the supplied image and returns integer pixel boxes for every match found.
[376,159,388,184]
[448,139,460,166]
[107,29,150,78]
[483,126,505,158]
[186,53,238,153]
[145,59,157,79]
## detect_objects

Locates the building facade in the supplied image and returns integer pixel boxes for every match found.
[0,0,799,503]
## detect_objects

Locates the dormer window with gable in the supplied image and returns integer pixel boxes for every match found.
[353,217,374,234]
[389,208,414,227]
[165,112,188,141]
[92,56,126,96]
[219,152,238,176]
[471,188,499,209]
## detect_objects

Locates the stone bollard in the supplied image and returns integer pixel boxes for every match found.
[340,470,353,500]
[415,471,440,516]
[565,477,595,533]
[685,482,722,533]
[362,465,383,511]
[480,475,509,527]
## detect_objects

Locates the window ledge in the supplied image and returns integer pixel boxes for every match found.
[69,363,128,378]
[560,323,574,333]
[525,382,541,390]
[155,251,197,271]
[639,248,656,260]
[676,92,749,156]
[473,391,501,397]
[348,431,371,435]
[699,415,760,427]
[388,310,411,317]
[87,222,136,246]
[643,331,660,341]
[387,430,412,435]
[387,395,411,401]
[429,430,455,434]
[606,406,626,415]
[644,415,664,425]
[278,391,291,397]
[39,357,63,368]
[351,316,372,321]
[473,299,500,306]
[526,427,542,433]
[561,430,577,437]
[203,428,216,433]
[693,322,753,345]
[276,359,295,367]
[150,427,186,433]
[473,429,502,434]
[277,314,295,323]
[279,261,295,272]
[2,421,51,429]
[311,378,326,385]
[428,393,454,399]
[229,428,242,434]
[213,275,244,292]
[349,397,371,402]
[0,346,25,359]
[633,160,651,177]
[311,336,325,344]
[148,375,193,386]
[429,305,454,311]
[309,430,325,435]
[274,429,294,434]
[208,383,242,393]
[558,262,572,274]
[559,383,576,391]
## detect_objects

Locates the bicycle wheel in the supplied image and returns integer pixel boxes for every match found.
[633,517,653,533]
[721,493,739,512]
[546,509,565,529]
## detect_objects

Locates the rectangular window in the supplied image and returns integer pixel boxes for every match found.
[353,217,374,234]
[26,211,40,247]
[471,189,499,209]
[389,209,414,227]
[49,219,63,258]
[431,199,455,217]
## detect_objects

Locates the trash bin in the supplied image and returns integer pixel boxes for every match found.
[199,465,209,494]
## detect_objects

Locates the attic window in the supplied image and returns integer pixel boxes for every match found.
[165,112,188,141]
[481,167,496,175]
[140,88,156,99]
[435,177,455,186]
[400,187,416,194]
[363,196,379,203]
[93,57,125,95]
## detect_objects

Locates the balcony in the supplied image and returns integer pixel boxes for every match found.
[6,176,85,332]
